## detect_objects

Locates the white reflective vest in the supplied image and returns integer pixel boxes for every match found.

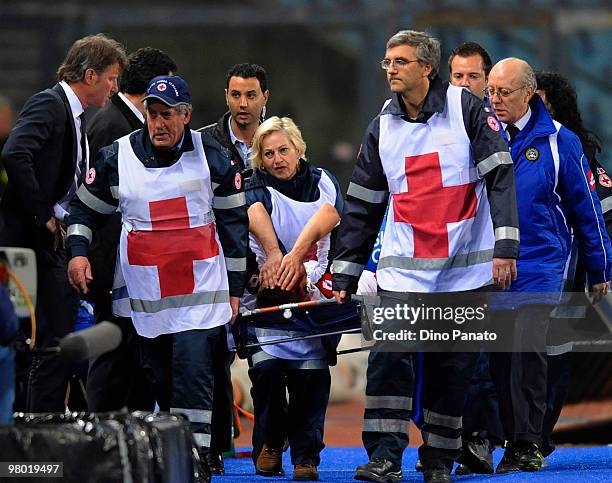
[116,130,231,337]
[251,169,338,360]
[377,86,495,292]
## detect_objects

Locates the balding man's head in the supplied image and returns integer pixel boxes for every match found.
[487,57,536,124]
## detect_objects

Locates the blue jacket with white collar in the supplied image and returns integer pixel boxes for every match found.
[509,96,612,292]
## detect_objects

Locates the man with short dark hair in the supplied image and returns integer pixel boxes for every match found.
[67,75,248,462]
[199,63,269,169]
[0,33,127,412]
[448,42,492,98]
[198,62,270,474]
[84,47,177,413]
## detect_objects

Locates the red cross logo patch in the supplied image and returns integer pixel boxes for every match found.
[157,83,167,92]
[599,174,612,188]
[85,168,96,185]
[487,116,500,132]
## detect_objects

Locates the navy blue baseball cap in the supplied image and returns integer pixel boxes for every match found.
[144,75,191,107]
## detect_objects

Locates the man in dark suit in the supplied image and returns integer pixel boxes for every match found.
[0,33,127,412]
[85,47,177,413]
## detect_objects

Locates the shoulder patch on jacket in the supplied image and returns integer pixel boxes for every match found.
[599,173,612,188]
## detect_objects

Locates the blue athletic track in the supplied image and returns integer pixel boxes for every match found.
[220,446,612,482]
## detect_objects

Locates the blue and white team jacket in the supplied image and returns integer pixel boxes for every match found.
[333,77,519,294]
[507,96,612,293]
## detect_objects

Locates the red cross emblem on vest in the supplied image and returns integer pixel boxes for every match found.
[127,197,219,297]
[393,152,477,258]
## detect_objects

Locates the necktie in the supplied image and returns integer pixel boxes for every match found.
[66,114,86,201]
[79,112,88,176]
[506,123,520,145]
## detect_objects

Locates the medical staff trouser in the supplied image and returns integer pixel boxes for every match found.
[363,350,476,472]
[248,350,331,466]
[140,325,227,450]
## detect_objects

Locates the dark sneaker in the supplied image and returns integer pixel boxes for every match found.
[516,441,544,471]
[496,443,521,474]
[293,463,319,481]
[205,450,224,475]
[423,469,451,483]
[456,437,494,474]
[256,444,285,476]
[354,458,402,482]
[496,441,543,473]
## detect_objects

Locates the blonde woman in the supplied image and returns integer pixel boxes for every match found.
[245,116,343,481]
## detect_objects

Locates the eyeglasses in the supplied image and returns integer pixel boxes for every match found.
[380,58,420,70]
[483,86,525,99]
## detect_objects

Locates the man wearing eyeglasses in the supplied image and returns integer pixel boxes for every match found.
[333,30,519,483]
[486,58,611,474]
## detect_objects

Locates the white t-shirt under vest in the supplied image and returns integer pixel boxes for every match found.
[116,130,231,337]
[377,85,495,292]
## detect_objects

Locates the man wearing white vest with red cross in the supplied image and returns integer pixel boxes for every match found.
[66,75,248,460]
[332,30,520,483]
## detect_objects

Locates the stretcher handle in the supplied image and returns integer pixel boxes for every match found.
[239,297,338,318]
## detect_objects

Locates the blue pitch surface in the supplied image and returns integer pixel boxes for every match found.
[220,446,612,482]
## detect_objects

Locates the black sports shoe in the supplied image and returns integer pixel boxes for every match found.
[456,437,494,474]
[423,469,451,483]
[517,441,544,471]
[496,441,543,473]
[354,458,402,483]
[496,443,521,474]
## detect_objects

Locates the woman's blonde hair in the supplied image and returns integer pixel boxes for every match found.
[250,116,307,170]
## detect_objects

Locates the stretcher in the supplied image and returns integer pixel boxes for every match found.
[232,298,367,359]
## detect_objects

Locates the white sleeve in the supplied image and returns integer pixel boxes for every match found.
[357,270,377,295]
